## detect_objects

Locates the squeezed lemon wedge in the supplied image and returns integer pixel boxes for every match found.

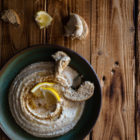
[41,87,61,102]
[31,82,60,102]
[35,11,53,29]
[31,82,54,93]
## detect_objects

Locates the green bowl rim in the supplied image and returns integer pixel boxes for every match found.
[0,44,102,140]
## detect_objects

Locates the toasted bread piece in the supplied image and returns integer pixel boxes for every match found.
[78,16,89,40]
[64,13,89,40]
[52,51,70,62]
[1,9,20,25]
[52,51,71,76]
[64,81,94,101]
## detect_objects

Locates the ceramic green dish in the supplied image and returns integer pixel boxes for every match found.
[0,45,101,140]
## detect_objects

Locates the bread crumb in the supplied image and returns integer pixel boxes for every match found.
[0,9,20,26]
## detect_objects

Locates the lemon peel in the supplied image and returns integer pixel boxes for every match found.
[41,87,61,102]
[31,82,54,93]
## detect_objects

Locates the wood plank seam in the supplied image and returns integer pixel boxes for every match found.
[136,0,140,140]
[135,0,138,140]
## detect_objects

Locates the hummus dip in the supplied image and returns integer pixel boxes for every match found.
[9,51,94,138]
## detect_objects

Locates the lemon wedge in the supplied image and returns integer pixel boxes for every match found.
[35,11,53,29]
[31,82,54,93]
[41,87,61,102]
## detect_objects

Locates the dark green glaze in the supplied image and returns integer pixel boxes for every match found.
[0,45,102,140]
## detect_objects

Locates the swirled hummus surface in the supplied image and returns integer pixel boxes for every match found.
[9,61,84,137]
[9,51,94,138]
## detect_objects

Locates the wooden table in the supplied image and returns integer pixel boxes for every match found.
[0,0,139,140]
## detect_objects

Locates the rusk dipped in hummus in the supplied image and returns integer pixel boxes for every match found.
[9,51,94,138]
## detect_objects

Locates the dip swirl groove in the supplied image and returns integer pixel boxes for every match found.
[8,51,94,138]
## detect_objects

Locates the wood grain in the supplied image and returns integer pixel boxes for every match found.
[0,0,46,139]
[91,0,135,140]
[46,0,91,62]
[46,1,91,139]
[0,0,92,139]
[136,1,140,140]
[0,0,138,140]
[0,0,46,67]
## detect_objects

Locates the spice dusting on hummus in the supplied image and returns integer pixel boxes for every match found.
[9,51,94,138]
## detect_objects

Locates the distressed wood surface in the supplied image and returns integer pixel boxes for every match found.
[0,0,46,67]
[0,0,47,139]
[136,0,140,140]
[91,0,135,140]
[0,0,139,140]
